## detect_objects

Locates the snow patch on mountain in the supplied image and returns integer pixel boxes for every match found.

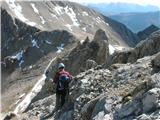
[51,13,58,19]
[109,44,125,54]
[6,0,36,26]
[10,50,24,67]
[54,5,80,26]
[11,50,24,61]
[65,24,73,31]
[64,6,80,27]
[54,5,63,15]
[114,45,125,51]
[57,44,64,53]
[45,40,52,45]
[82,27,87,32]
[105,23,109,26]
[96,17,102,23]
[30,3,39,14]
[109,44,116,55]
[40,16,45,24]
[19,60,24,67]
[31,39,39,48]
[82,11,89,16]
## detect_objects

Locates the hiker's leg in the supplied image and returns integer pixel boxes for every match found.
[55,91,61,110]
[61,90,67,107]
[65,89,69,101]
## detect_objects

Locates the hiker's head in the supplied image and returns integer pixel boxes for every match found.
[58,63,65,70]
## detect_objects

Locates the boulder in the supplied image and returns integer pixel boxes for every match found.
[85,59,98,70]
[81,96,100,120]
[152,52,160,72]
[142,88,160,113]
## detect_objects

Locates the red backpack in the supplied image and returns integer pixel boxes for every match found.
[57,72,69,90]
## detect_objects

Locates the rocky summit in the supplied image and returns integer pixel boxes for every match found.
[1,0,160,120]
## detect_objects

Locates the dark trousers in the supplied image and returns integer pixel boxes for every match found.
[56,89,69,109]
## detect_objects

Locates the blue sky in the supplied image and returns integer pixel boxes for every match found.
[69,0,160,8]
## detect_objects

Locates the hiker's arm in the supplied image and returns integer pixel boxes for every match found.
[67,72,72,82]
[53,72,59,84]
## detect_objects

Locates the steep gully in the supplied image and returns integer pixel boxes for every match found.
[13,56,57,114]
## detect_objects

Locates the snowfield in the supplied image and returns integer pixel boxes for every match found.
[6,0,36,26]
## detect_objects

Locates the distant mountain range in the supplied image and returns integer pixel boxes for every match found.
[109,11,160,32]
[86,3,160,32]
[86,3,160,15]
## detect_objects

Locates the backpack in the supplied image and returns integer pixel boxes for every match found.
[58,72,69,91]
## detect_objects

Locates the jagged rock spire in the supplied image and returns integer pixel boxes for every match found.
[93,29,108,41]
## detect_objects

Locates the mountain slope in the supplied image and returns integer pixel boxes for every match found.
[3,0,138,47]
[1,7,78,113]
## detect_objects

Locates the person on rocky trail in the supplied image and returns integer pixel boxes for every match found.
[53,63,72,109]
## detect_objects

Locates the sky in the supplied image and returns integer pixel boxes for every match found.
[69,0,160,8]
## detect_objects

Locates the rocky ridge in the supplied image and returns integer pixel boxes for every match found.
[3,29,160,120]
[54,29,109,75]
[8,52,160,120]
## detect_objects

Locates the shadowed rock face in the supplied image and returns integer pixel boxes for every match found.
[52,29,109,75]
[106,30,160,66]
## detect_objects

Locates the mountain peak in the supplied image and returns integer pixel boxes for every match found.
[137,24,159,40]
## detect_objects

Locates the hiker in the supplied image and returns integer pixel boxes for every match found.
[53,63,72,109]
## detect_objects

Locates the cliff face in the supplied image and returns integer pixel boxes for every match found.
[106,30,160,65]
